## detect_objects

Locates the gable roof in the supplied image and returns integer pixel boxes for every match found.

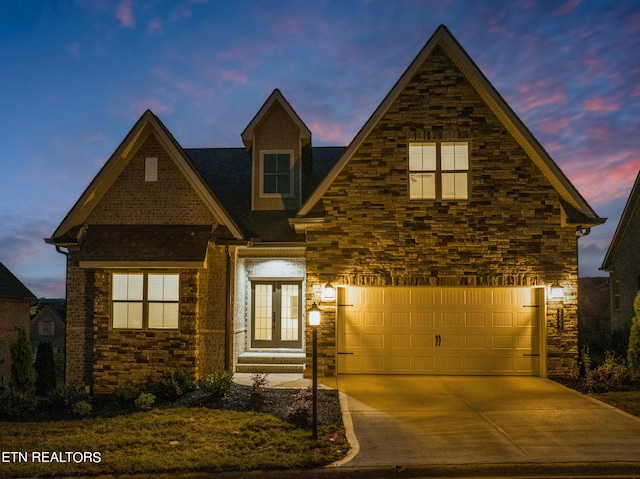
[241,89,311,151]
[601,170,640,270]
[47,110,244,242]
[0,261,36,301]
[297,25,603,227]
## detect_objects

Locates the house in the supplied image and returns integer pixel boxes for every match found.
[0,261,37,387]
[30,300,66,387]
[601,171,640,332]
[46,25,604,395]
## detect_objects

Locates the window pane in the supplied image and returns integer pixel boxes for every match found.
[254,284,273,341]
[276,154,290,173]
[409,143,436,171]
[280,284,299,341]
[442,172,468,199]
[148,274,179,301]
[113,302,143,329]
[442,142,469,171]
[409,172,436,199]
[263,175,277,194]
[113,273,143,300]
[263,154,277,173]
[149,302,179,329]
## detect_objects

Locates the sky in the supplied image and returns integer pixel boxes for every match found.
[0,0,638,298]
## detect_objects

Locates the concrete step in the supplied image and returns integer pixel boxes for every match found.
[236,352,306,373]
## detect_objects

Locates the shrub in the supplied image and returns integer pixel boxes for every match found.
[34,342,57,396]
[627,291,640,378]
[248,373,270,412]
[157,368,196,399]
[585,351,629,393]
[134,393,156,411]
[286,387,313,428]
[117,383,141,403]
[72,400,92,417]
[0,387,37,418]
[46,384,92,417]
[198,371,234,400]
[10,326,35,394]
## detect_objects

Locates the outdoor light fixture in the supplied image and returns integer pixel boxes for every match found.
[307,301,321,440]
[322,281,335,301]
[550,282,564,300]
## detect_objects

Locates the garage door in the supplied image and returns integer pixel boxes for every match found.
[337,286,542,375]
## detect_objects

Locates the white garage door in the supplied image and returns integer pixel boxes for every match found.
[337,286,542,375]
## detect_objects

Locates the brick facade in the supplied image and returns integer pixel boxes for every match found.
[64,133,229,394]
[304,46,579,378]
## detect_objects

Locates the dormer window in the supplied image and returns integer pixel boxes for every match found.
[261,151,293,197]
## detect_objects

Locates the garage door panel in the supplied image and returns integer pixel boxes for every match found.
[337,286,541,376]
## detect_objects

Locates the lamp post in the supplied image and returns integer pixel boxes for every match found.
[308,302,321,440]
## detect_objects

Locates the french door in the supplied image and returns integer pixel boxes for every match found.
[251,281,302,348]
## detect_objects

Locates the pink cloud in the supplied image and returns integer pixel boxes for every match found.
[310,121,350,145]
[536,116,572,135]
[130,98,174,116]
[583,96,622,112]
[584,52,606,77]
[554,0,582,15]
[116,0,134,28]
[515,80,566,112]
[147,18,162,35]
[220,70,248,85]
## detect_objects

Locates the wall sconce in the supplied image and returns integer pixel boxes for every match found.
[322,282,335,301]
[550,282,564,300]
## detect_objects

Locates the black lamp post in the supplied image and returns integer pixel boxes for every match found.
[308,301,321,440]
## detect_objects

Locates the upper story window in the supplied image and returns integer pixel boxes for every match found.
[145,157,158,182]
[261,151,293,196]
[112,272,179,330]
[39,321,54,336]
[409,141,469,200]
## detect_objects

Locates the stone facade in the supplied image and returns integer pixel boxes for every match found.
[304,47,579,378]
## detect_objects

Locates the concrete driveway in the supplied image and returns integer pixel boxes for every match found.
[332,375,640,469]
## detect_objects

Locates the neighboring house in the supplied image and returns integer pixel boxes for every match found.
[0,261,37,387]
[601,171,640,332]
[46,25,604,395]
[30,300,66,387]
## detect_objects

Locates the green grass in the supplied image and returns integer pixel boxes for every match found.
[591,390,640,418]
[0,408,347,477]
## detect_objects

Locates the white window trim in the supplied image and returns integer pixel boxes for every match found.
[259,150,294,198]
[408,141,470,201]
[111,272,180,330]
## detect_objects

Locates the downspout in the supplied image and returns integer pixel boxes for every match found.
[53,245,69,386]
[224,246,232,371]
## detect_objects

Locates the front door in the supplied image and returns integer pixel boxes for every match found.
[251,281,302,349]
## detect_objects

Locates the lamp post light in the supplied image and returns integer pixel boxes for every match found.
[308,301,321,440]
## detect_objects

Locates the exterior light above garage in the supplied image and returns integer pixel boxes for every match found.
[322,282,335,301]
[550,282,564,300]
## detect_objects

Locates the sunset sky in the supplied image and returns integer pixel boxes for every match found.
[1,0,638,298]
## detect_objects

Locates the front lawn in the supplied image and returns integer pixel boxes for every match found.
[591,390,640,418]
[0,407,347,477]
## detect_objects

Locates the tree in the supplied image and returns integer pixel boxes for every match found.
[627,291,640,378]
[10,326,36,394]
[34,342,57,396]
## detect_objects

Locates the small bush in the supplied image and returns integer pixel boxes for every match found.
[134,393,156,411]
[0,387,37,418]
[287,388,313,428]
[199,371,234,400]
[585,351,629,393]
[117,383,141,403]
[72,400,92,417]
[157,368,196,399]
[45,384,92,417]
[248,373,270,412]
